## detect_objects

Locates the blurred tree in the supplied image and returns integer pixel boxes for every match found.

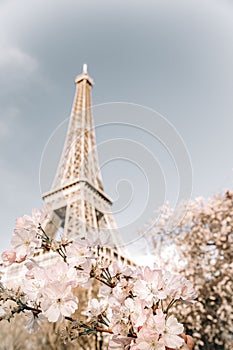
[148,191,233,350]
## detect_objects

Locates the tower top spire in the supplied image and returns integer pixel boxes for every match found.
[75,63,93,85]
[83,63,88,74]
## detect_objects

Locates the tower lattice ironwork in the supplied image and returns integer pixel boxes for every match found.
[42,65,127,258]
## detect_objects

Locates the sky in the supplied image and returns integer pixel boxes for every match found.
[1,0,233,260]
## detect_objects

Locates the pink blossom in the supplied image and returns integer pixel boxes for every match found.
[75,230,110,250]
[133,266,166,306]
[133,310,184,350]
[11,228,41,258]
[30,208,48,229]
[25,259,45,279]
[153,309,184,349]
[23,275,45,301]
[74,259,92,287]
[132,328,163,350]
[1,250,16,266]
[82,298,107,320]
[15,215,33,231]
[108,335,133,349]
[16,255,26,263]
[1,248,26,267]
[98,284,113,300]
[66,241,89,267]
[44,262,78,288]
[124,297,148,328]
[15,209,48,232]
[109,261,136,277]
[23,260,79,302]
[109,299,132,335]
[24,311,46,333]
[23,262,46,300]
[179,279,197,303]
[41,283,78,322]
[164,273,197,303]
[112,280,134,303]
[139,308,161,336]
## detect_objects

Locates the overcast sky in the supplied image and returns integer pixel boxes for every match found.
[1,0,233,259]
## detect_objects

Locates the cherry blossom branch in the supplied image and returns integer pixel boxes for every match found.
[95,327,113,334]
[0,208,198,349]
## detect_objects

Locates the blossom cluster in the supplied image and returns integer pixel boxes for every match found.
[2,209,47,265]
[0,209,197,349]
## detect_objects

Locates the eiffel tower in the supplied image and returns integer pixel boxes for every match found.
[4,65,131,287]
[2,65,133,350]
[40,65,134,349]
[42,64,129,261]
